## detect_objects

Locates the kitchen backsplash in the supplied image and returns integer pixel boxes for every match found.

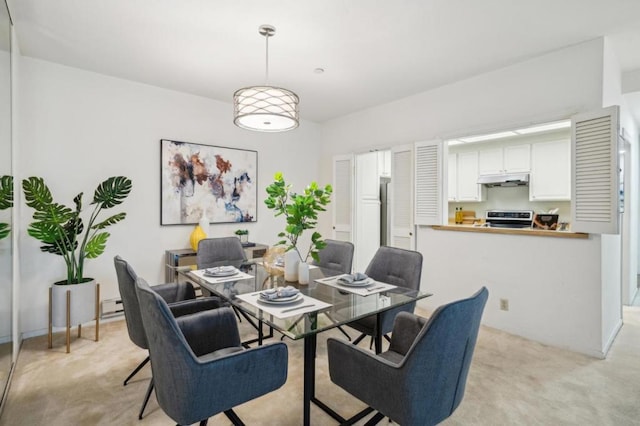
[448,185,571,223]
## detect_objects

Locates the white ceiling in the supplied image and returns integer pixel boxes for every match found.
[7,0,640,123]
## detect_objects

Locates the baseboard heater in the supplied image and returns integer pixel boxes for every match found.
[101,297,124,319]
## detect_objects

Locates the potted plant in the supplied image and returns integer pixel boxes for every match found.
[0,175,12,240]
[22,176,133,335]
[264,172,332,283]
[234,229,249,245]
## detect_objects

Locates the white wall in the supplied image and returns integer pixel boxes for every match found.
[603,37,640,308]
[417,228,605,356]
[319,38,606,237]
[317,39,625,356]
[17,57,323,336]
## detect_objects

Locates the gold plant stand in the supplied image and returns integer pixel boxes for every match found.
[48,283,100,353]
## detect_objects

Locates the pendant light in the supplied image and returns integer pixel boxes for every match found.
[233,25,299,132]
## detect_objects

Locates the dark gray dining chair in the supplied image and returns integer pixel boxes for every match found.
[345,246,423,351]
[312,239,354,341]
[311,239,354,274]
[196,237,249,321]
[135,275,288,426]
[113,255,224,419]
[197,237,247,269]
[328,287,488,425]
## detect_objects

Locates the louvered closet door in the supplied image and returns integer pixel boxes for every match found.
[571,106,619,234]
[390,144,415,249]
[332,154,354,242]
[414,140,445,225]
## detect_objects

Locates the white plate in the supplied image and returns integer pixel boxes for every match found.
[337,277,374,287]
[204,268,239,277]
[257,293,302,305]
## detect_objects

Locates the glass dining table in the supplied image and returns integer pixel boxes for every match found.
[175,259,432,426]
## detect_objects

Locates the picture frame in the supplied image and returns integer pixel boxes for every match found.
[160,139,258,225]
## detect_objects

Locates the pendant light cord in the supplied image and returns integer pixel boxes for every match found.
[264,32,270,84]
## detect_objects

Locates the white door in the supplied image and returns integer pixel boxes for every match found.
[332,155,354,242]
[354,152,380,272]
[390,144,415,250]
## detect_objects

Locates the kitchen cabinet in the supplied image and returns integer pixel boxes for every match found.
[448,153,457,201]
[455,151,484,202]
[479,144,530,175]
[529,139,570,201]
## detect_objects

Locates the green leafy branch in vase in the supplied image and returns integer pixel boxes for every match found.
[264,172,332,263]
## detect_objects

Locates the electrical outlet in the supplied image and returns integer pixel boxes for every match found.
[500,298,509,311]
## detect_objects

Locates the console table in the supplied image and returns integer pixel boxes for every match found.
[164,243,269,282]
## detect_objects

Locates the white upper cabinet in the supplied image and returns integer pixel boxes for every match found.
[529,139,570,201]
[479,144,530,175]
[456,151,484,202]
[504,144,531,172]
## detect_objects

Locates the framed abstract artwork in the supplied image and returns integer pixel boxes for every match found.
[160,139,258,225]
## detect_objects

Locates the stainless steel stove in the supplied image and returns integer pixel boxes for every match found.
[485,210,534,228]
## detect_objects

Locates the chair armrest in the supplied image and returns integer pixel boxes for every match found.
[388,311,427,356]
[176,307,241,356]
[188,342,288,414]
[151,282,196,303]
[327,338,405,413]
[169,296,225,318]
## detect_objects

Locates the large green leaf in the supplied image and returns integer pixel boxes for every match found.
[22,177,54,211]
[29,219,80,255]
[0,223,9,240]
[93,176,132,208]
[85,232,110,258]
[92,212,126,230]
[0,175,13,210]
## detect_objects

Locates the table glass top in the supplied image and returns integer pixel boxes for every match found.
[176,259,432,340]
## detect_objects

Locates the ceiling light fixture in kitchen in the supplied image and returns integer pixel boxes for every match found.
[514,120,571,134]
[233,25,299,132]
[458,131,517,143]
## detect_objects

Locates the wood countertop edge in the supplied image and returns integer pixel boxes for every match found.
[431,225,589,239]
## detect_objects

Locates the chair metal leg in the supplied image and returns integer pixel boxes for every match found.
[232,306,243,322]
[363,412,385,426]
[336,325,352,341]
[199,420,208,426]
[224,409,245,426]
[352,333,367,346]
[124,355,150,386]
[138,378,154,420]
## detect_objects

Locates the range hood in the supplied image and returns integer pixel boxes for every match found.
[477,173,530,187]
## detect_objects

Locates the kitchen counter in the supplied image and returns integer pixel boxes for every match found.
[432,224,588,239]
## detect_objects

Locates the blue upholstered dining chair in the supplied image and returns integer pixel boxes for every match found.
[345,246,423,350]
[113,256,224,419]
[327,287,489,425]
[135,276,288,426]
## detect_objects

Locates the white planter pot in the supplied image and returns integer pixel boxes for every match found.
[51,279,97,327]
[298,261,310,285]
[284,250,300,282]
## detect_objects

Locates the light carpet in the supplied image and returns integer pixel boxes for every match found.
[1,306,640,425]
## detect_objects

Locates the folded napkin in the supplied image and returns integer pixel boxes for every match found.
[259,286,300,301]
[337,272,368,284]
[204,266,237,276]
